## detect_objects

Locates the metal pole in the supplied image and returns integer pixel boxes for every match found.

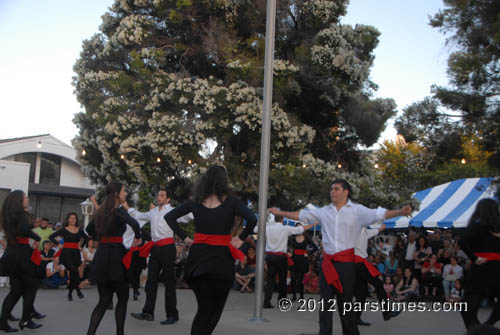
[252,0,277,322]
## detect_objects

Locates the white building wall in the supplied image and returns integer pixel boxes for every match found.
[0,160,30,193]
[60,159,93,189]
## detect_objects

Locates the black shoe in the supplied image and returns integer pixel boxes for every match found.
[77,290,84,299]
[0,324,18,332]
[31,311,46,320]
[160,316,179,325]
[133,290,138,301]
[357,319,371,326]
[7,315,19,322]
[130,312,154,321]
[291,295,297,302]
[19,320,42,330]
[263,303,274,309]
[383,311,401,321]
[68,295,73,301]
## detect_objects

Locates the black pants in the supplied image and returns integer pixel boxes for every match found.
[354,263,389,320]
[319,261,358,335]
[291,269,306,298]
[264,255,288,305]
[190,275,232,335]
[87,281,129,335]
[126,250,144,291]
[0,276,38,325]
[142,244,177,318]
[460,294,500,329]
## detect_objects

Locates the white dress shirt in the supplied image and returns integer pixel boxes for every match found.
[355,227,380,258]
[122,214,149,249]
[299,200,386,255]
[265,219,304,253]
[128,205,192,243]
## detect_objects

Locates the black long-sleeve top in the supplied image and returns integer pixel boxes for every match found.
[459,223,500,262]
[165,196,257,281]
[85,207,141,241]
[49,228,88,246]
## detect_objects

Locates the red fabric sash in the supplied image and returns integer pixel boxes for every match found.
[193,233,245,262]
[14,237,41,265]
[267,251,294,266]
[294,249,307,256]
[139,238,175,258]
[54,242,80,258]
[100,237,124,244]
[474,252,500,262]
[122,246,142,270]
[322,249,355,294]
[354,255,381,278]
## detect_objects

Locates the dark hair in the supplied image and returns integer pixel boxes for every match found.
[468,199,500,233]
[403,267,418,285]
[157,189,169,197]
[42,240,51,247]
[418,236,429,248]
[331,179,352,198]
[192,165,231,203]
[94,182,123,238]
[0,190,29,244]
[274,214,284,223]
[63,212,79,227]
[41,218,49,223]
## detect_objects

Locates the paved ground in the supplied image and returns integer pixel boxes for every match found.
[0,286,493,334]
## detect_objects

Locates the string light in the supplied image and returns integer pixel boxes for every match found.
[337,163,342,169]
[461,158,466,164]
[374,163,379,169]
[120,154,125,159]
[302,164,306,168]
[188,160,192,164]
[156,157,161,163]
[81,149,86,156]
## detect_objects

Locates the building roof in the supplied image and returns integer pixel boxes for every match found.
[0,134,50,144]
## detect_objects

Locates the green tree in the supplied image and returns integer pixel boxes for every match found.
[72,0,396,204]
[430,0,500,166]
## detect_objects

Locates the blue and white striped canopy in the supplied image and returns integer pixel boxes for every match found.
[384,177,496,229]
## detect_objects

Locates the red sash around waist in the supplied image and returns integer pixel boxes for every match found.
[354,255,381,278]
[139,238,175,258]
[122,246,142,270]
[193,233,245,262]
[474,252,500,262]
[15,237,41,265]
[100,237,124,244]
[322,248,355,294]
[294,249,307,256]
[267,251,294,266]
[54,242,80,258]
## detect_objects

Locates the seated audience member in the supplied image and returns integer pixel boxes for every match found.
[40,240,55,278]
[384,251,398,276]
[437,248,453,265]
[246,246,256,272]
[442,256,463,299]
[383,276,395,299]
[421,254,443,298]
[234,258,255,293]
[303,269,319,294]
[448,279,463,302]
[42,257,68,289]
[392,266,404,287]
[374,254,385,275]
[395,268,420,301]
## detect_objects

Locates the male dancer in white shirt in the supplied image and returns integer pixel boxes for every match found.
[127,189,192,325]
[269,179,411,335]
[263,215,317,308]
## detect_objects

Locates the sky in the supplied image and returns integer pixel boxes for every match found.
[0,0,450,146]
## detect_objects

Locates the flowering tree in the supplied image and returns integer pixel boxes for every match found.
[73,0,397,205]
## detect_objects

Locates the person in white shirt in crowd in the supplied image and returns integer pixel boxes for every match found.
[269,178,411,335]
[402,232,417,269]
[442,256,463,300]
[355,224,400,327]
[261,214,317,308]
[128,189,192,325]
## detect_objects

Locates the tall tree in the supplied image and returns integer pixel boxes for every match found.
[72,0,395,203]
[430,0,500,166]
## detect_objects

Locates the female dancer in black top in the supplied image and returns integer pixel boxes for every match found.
[85,182,140,335]
[49,212,88,301]
[0,190,42,332]
[290,228,311,301]
[165,165,257,335]
[459,198,500,329]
